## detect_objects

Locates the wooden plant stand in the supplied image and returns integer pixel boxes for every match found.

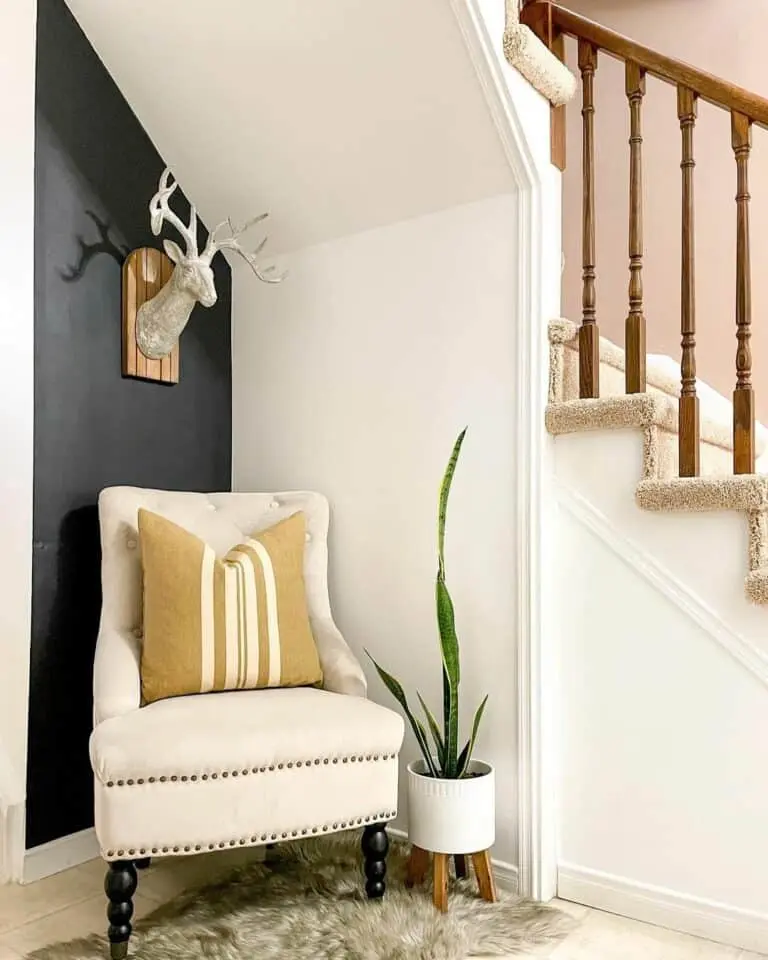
[405,845,497,913]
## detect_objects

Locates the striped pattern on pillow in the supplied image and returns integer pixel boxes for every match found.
[138,509,323,704]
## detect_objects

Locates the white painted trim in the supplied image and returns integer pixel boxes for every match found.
[388,827,519,893]
[0,0,37,889]
[558,862,768,954]
[450,0,542,184]
[23,828,100,884]
[450,0,558,903]
[557,482,768,688]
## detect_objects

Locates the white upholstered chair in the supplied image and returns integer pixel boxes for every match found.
[90,487,405,959]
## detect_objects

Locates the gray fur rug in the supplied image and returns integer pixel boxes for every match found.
[31,834,572,959]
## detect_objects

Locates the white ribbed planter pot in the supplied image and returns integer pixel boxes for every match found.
[407,759,495,855]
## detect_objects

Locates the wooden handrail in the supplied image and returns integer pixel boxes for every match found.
[523,2,768,129]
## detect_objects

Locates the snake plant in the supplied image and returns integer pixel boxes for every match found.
[367,428,489,779]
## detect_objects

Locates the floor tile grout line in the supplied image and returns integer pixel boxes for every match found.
[0,891,103,937]
[0,890,169,955]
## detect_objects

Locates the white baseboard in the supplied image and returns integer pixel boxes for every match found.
[24,827,100,884]
[0,747,26,883]
[388,827,519,894]
[558,862,768,954]
[490,857,519,895]
[0,801,25,883]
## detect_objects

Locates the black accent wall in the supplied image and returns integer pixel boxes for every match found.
[28,0,232,847]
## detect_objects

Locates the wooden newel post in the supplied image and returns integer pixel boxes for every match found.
[579,39,600,399]
[625,62,646,394]
[519,1,567,171]
[732,111,755,474]
[678,86,700,477]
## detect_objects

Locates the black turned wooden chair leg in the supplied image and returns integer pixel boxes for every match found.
[134,857,151,870]
[105,860,137,960]
[362,822,389,899]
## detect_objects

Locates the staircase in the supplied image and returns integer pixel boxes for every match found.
[507,5,768,948]
[519,1,768,605]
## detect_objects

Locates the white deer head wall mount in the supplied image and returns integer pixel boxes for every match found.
[136,168,283,360]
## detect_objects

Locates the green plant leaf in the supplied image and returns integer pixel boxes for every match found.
[412,715,439,776]
[436,579,460,776]
[456,694,489,778]
[437,428,467,580]
[365,651,439,778]
[417,692,445,770]
[436,428,466,777]
[442,664,451,770]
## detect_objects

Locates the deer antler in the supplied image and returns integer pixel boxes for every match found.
[202,214,284,284]
[149,167,200,256]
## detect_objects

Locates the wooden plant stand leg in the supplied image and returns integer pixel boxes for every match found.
[433,853,449,913]
[471,850,498,903]
[405,845,431,889]
[454,854,468,879]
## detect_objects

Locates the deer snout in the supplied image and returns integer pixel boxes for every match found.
[195,264,217,308]
[199,284,217,308]
[177,260,218,308]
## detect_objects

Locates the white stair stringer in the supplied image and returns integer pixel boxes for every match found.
[556,482,768,689]
[548,319,768,605]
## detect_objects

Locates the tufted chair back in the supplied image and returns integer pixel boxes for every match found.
[94,487,366,725]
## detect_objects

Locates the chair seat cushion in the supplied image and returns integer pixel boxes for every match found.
[91,687,403,785]
[90,689,404,858]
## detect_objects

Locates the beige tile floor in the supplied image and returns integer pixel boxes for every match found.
[0,852,764,959]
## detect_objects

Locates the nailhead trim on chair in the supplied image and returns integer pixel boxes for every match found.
[103,810,398,859]
[103,752,399,787]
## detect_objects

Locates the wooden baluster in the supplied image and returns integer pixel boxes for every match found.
[579,40,599,398]
[678,87,700,477]
[625,62,646,394]
[732,111,755,474]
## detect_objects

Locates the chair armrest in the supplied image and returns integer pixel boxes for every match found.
[93,625,142,726]
[311,617,367,698]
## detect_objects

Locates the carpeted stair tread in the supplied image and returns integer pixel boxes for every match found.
[636,476,768,512]
[546,394,667,434]
[547,319,768,606]
[745,570,768,604]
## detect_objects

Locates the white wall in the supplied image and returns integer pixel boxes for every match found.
[232,193,523,865]
[553,428,768,950]
[0,0,36,881]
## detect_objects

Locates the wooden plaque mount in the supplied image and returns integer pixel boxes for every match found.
[122,247,179,384]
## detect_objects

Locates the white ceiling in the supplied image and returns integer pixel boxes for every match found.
[65,0,514,253]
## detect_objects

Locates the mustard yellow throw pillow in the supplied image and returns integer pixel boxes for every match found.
[139,509,323,704]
